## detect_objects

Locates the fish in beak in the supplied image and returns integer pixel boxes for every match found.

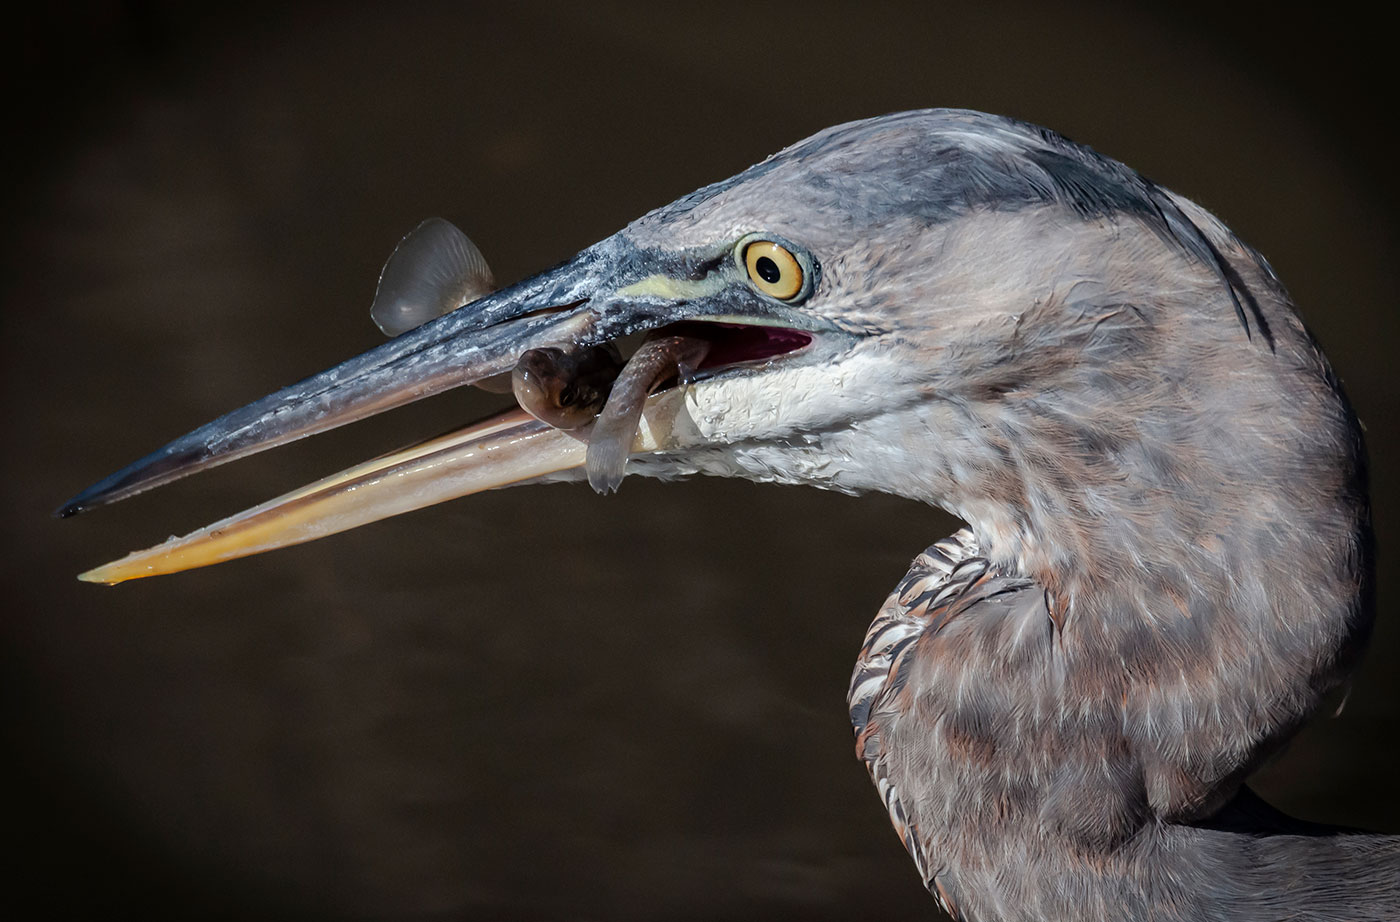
[61,217,837,583]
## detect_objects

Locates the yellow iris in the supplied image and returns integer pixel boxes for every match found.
[743,241,804,300]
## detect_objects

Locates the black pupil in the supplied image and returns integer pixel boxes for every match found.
[755,255,783,284]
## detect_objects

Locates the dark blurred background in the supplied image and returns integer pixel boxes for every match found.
[4,2,1396,919]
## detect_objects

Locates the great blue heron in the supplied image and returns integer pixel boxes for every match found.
[62,109,1400,920]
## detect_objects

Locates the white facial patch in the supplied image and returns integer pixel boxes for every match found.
[683,347,908,444]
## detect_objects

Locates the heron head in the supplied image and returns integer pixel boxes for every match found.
[63,109,1365,611]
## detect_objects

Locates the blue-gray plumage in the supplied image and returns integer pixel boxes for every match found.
[64,110,1397,919]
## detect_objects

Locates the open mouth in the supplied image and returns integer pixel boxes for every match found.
[674,320,814,374]
[63,213,835,584]
[577,320,814,492]
[509,318,814,493]
[76,316,817,584]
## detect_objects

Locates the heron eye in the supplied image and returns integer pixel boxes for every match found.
[743,241,804,300]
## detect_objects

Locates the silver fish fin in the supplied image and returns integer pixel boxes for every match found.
[370,218,496,337]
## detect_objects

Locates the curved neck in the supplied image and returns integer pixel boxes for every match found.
[942,807,1400,922]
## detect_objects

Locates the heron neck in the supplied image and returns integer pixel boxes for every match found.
[940,812,1400,922]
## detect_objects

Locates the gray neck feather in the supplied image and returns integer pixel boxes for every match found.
[867,200,1385,917]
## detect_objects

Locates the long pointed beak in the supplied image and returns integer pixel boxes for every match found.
[61,229,826,584]
[59,236,633,518]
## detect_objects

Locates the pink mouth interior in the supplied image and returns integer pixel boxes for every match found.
[661,321,813,371]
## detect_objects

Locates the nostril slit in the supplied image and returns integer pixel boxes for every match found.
[513,298,589,323]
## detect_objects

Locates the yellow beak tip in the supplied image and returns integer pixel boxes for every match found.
[78,564,130,585]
